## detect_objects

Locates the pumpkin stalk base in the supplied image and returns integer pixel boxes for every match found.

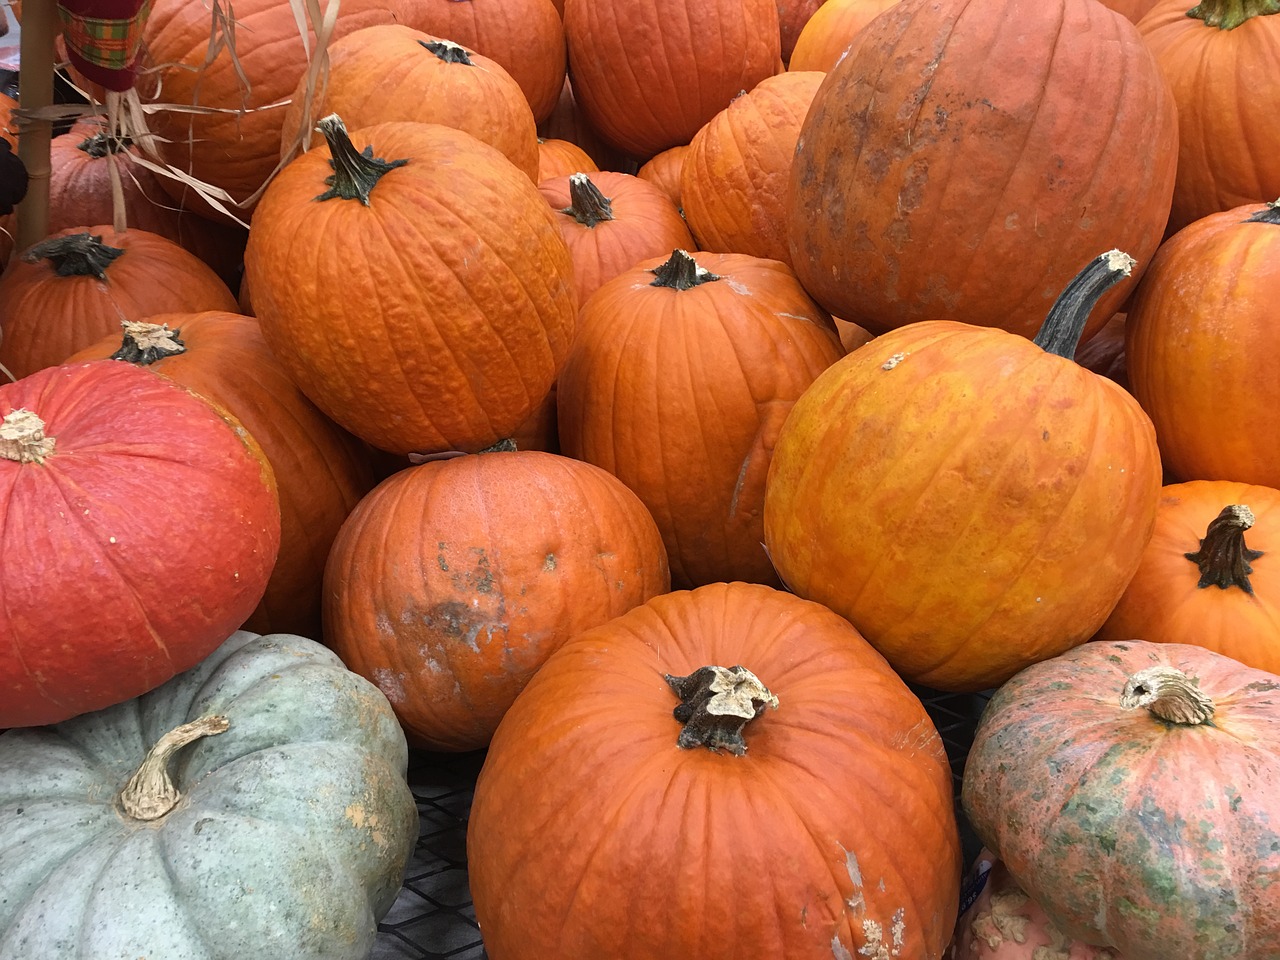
[314,114,409,207]
[564,173,615,227]
[650,249,721,290]
[23,232,125,280]
[110,321,187,365]
[1185,504,1264,594]
[1187,0,1280,30]
[1120,667,1215,726]
[0,409,56,463]
[119,715,230,821]
[665,665,778,755]
[1032,249,1134,360]
[1245,200,1280,225]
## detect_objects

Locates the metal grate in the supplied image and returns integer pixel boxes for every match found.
[372,688,991,958]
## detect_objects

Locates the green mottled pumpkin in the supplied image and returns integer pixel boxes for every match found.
[0,631,419,960]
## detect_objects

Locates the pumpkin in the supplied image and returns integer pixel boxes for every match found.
[135,0,396,221]
[1138,0,1280,235]
[557,248,844,588]
[1096,481,1280,675]
[788,0,900,73]
[788,0,1177,340]
[961,639,1280,960]
[0,360,280,728]
[948,851,1123,959]
[323,445,670,751]
[1098,0,1160,19]
[536,77,630,172]
[763,252,1162,691]
[279,26,540,182]
[562,0,783,159]
[538,171,694,305]
[835,317,875,353]
[680,71,824,265]
[635,144,690,209]
[66,315,376,641]
[777,0,826,62]
[0,121,247,285]
[0,227,238,382]
[537,136,598,181]
[0,629,418,958]
[1125,200,1280,486]
[468,581,963,960]
[1073,312,1128,392]
[244,115,577,457]
[390,0,567,123]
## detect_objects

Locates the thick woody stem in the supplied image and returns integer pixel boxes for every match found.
[118,715,230,821]
[1120,667,1215,726]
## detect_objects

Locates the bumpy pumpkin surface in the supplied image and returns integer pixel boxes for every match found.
[0,630,418,960]
[468,581,962,960]
[962,640,1280,960]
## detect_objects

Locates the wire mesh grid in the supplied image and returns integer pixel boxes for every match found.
[372,687,993,958]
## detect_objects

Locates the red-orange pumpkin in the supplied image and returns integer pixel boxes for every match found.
[635,144,690,209]
[536,77,630,172]
[562,0,783,159]
[0,360,280,727]
[468,581,963,960]
[244,116,577,456]
[788,0,899,73]
[537,137,598,182]
[0,227,238,381]
[323,447,670,751]
[1098,0,1160,20]
[557,249,844,588]
[788,0,1177,340]
[763,252,1162,691]
[66,314,376,640]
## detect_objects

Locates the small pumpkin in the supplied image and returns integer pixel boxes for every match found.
[962,639,1280,960]
[537,137,598,181]
[0,629,418,958]
[468,581,962,960]
[0,360,280,728]
[788,0,900,73]
[635,144,690,209]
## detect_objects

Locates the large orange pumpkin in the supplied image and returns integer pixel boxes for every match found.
[557,249,844,588]
[468,581,963,960]
[0,227,238,381]
[562,0,783,159]
[323,447,670,751]
[66,315,376,640]
[788,0,1177,340]
[244,116,576,456]
[763,252,1163,691]
[1125,201,1280,486]
[0,360,280,727]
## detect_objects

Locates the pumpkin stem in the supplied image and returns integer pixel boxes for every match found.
[313,114,409,206]
[650,249,721,290]
[665,665,778,755]
[1184,504,1264,594]
[563,172,615,227]
[1186,0,1280,30]
[1244,199,1280,225]
[78,130,131,159]
[420,38,474,65]
[1031,249,1135,360]
[23,232,126,280]
[109,320,187,365]
[1120,667,1215,726]
[119,715,230,821]
[0,409,56,463]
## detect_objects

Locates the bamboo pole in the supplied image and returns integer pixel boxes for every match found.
[15,0,56,253]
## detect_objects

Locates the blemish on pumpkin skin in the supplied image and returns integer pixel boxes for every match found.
[831,935,855,960]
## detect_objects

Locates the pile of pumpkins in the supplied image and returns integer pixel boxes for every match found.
[1,0,1278,957]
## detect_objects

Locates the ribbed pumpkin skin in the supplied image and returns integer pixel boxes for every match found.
[1139,0,1280,234]
[681,71,824,265]
[469,582,962,960]
[788,0,900,73]
[0,227,238,382]
[763,322,1162,691]
[1125,202,1280,486]
[66,312,377,640]
[244,121,577,456]
[563,0,783,159]
[788,0,1177,339]
[557,251,844,588]
[0,361,280,728]
[538,171,694,304]
[1096,480,1280,675]
[962,640,1280,960]
[323,450,671,751]
[391,0,567,123]
[536,137,597,181]
[0,630,418,960]
[635,144,690,208]
[279,25,540,181]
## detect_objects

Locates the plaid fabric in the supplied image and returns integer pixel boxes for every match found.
[57,0,151,84]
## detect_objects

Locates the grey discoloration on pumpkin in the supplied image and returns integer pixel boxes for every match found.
[831,935,855,960]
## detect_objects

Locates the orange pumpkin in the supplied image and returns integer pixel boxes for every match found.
[468,581,963,960]
[66,314,376,640]
[323,447,671,751]
[537,137,597,181]
[536,77,630,172]
[1097,0,1160,19]
[280,25,539,181]
[0,228,237,381]
[538,171,694,305]
[777,0,826,62]
[680,71,824,265]
[244,116,576,457]
[558,249,844,588]
[635,144,690,209]
[788,0,900,73]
